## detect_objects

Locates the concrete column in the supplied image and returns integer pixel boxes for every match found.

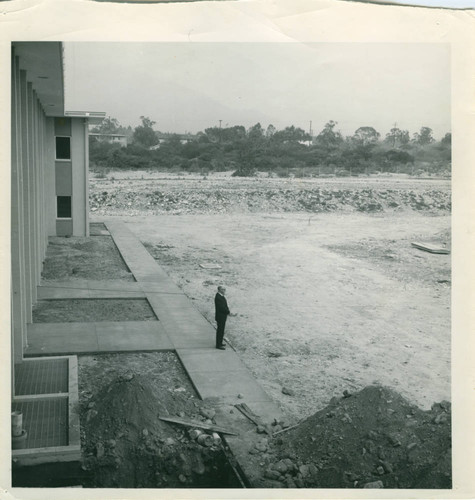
[44,119,56,236]
[27,83,38,304]
[19,70,32,327]
[71,119,87,236]
[11,54,25,364]
[84,119,90,237]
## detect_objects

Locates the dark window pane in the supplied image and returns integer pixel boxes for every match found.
[56,137,71,160]
[57,196,71,218]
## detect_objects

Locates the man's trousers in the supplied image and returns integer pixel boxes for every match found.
[216,318,227,347]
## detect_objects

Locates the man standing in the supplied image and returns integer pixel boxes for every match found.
[214,286,235,350]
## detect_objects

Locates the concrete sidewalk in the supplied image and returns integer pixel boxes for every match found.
[105,220,278,409]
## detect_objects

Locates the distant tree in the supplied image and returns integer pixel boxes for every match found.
[352,126,381,146]
[247,123,265,141]
[413,126,434,146]
[315,121,344,149]
[441,132,451,147]
[133,116,158,148]
[266,124,276,138]
[385,127,410,148]
[273,125,310,143]
[91,116,121,135]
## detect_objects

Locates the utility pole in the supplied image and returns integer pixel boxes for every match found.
[219,120,222,129]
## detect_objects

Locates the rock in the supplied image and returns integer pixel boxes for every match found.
[376,465,385,475]
[382,461,393,473]
[343,390,352,398]
[108,439,116,448]
[345,471,359,482]
[407,442,417,451]
[256,425,266,434]
[199,407,216,420]
[178,474,187,483]
[434,413,449,424]
[364,480,384,488]
[142,429,149,437]
[282,386,295,396]
[86,409,98,422]
[191,454,206,475]
[189,429,202,440]
[285,477,296,488]
[95,442,105,459]
[165,437,176,446]
[299,464,309,477]
[237,393,244,399]
[294,477,304,488]
[307,464,318,477]
[255,441,268,452]
[264,469,281,481]
[283,458,296,472]
[273,460,288,474]
[178,411,185,418]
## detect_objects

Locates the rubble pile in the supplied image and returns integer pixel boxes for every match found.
[80,374,239,488]
[89,184,451,216]
[253,386,451,489]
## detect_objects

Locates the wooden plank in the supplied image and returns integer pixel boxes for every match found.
[158,416,238,436]
[411,242,450,254]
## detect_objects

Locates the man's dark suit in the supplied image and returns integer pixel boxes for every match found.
[215,292,230,348]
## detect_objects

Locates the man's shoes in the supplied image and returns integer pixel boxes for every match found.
[216,345,226,350]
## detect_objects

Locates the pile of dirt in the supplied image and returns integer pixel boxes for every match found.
[89,184,450,216]
[254,386,451,489]
[78,354,241,488]
[41,236,134,281]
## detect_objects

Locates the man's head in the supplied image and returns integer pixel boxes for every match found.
[217,286,226,295]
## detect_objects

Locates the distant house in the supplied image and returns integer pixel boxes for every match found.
[89,133,127,147]
[150,133,196,150]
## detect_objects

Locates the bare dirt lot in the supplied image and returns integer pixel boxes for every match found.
[102,210,451,422]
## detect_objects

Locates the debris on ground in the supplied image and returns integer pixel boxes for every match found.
[411,242,450,254]
[253,386,451,489]
[79,356,241,488]
[89,177,451,216]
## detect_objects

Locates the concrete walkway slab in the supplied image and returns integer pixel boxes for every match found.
[26,323,98,356]
[25,321,173,356]
[37,287,92,300]
[190,370,273,403]
[96,322,173,351]
[176,349,249,372]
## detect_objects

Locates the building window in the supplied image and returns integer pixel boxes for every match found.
[57,196,72,218]
[56,136,71,160]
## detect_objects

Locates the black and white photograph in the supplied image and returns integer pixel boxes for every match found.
[3,0,474,497]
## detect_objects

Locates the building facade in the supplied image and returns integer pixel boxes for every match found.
[11,42,104,366]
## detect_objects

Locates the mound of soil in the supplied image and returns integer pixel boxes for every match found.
[257,386,451,489]
[79,362,240,488]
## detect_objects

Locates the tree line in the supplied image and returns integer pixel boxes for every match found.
[90,116,451,177]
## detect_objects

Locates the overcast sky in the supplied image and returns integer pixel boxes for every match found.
[64,42,450,139]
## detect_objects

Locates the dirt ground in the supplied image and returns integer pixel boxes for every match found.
[41,235,134,282]
[33,299,157,323]
[104,211,451,421]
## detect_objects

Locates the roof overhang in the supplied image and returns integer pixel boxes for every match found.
[64,111,106,125]
[13,42,65,117]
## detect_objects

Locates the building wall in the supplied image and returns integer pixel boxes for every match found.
[11,54,51,363]
[11,46,92,365]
